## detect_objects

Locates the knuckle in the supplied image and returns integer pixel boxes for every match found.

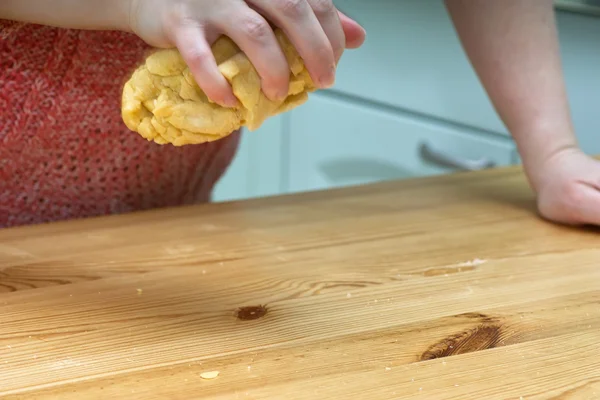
[240,15,271,39]
[309,0,335,17]
[277,0,308,17]
[185,48,211,66]
[165,3,187,25]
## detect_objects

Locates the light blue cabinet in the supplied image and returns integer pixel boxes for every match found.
[286,93,515,194]
[214,1,600,203]
[212,115,285,202]
[332,0,508,136]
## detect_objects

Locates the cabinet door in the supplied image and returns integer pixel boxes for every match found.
[287,94,516,194]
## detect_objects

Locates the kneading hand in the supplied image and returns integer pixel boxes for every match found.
[129,0,366,107]
[122,28,323,145]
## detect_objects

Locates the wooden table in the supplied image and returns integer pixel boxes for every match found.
[1,166,599,399]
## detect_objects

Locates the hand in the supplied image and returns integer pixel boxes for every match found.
[129,0,366,107]
[534,147,600,226]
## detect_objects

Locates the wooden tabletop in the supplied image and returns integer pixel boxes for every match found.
[1,166,599,399]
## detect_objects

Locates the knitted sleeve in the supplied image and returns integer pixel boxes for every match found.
[0,21,239,228]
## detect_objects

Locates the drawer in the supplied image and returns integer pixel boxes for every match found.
[286,93,516,194]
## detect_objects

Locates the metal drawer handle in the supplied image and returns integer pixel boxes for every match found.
[419,142,496,171]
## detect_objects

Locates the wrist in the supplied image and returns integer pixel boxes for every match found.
[516,131,579,193]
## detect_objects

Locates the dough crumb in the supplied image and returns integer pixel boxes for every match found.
[457,258,487,267]
[200,371,220,380]
[136,289,143,295]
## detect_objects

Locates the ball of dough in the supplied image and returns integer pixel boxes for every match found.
[121,29,316,146]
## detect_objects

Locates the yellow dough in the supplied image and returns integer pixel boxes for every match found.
[121,29,317,146]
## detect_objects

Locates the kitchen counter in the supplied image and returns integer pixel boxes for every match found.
[1,166,599,399]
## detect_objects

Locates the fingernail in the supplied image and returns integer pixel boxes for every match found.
[223,96,238,108]
[277,86,289,101]
[264,87,287,102]
[264,91,276,102]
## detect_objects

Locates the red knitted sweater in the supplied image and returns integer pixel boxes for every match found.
[0,20,240,228]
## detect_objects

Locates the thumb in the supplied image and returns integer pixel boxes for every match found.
[338,10,366,49]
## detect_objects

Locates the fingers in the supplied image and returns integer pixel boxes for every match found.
[538,180,600,226]
[161,0,366,107]
[214,4,290,101]
[306,0,346,63]
[171,23,238,107]
[337,10,366,49]
[249,0,336,88]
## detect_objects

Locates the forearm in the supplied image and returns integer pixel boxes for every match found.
[444,0,576,189]
[0,0,131,31]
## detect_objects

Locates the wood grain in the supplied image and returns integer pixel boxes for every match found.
[1,167,599,399]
